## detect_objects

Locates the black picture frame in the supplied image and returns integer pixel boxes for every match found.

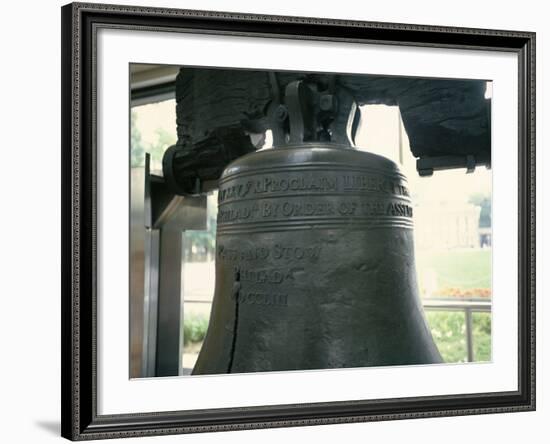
[61,2,536,440]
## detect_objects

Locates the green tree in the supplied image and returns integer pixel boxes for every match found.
[426,311,491,363]
[426,311,467,363]
[184,196,217,259]
[149,127,177,166]
[130,111,145,167]
[468,193,491,228]
[131,110,177,168]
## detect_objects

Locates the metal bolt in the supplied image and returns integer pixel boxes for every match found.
[320,94,335,111]
[274,105,288,121]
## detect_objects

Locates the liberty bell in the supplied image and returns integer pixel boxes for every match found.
[191,79,442,374]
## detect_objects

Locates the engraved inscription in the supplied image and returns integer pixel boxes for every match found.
[386,202,413,217]
[218,197,413,224]
[221,242,322,309]
[218,204,260,222]
[232,291,288,307]
[278,201,335,217]
[252,175,338,194]
[342,174,410,197]
[272,245,321,260]
[217,244,322,262]
[218,172,410,203]
[240,267,292,284]
[218,182,253,202]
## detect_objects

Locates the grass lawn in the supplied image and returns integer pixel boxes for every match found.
[417,248,491,295]
[419,248,492,362]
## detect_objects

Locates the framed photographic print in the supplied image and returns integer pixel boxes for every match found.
[61,2,536,440]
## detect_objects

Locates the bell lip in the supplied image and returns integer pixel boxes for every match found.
[220,141,405,181]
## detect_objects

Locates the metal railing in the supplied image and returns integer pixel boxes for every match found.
[422,299,491,362]
[184,298,492,363]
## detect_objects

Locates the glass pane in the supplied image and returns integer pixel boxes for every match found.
[181,192,217,373]
[131,99,177,172]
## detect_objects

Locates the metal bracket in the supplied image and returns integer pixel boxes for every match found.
[138,154,207,377]
[417,153,490,177]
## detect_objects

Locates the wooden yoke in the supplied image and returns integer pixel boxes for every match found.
[163,68,490,195]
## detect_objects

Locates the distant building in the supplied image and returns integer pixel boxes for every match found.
[414,199,481,250]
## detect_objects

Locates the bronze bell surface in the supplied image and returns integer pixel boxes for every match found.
[192,142,443,375]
